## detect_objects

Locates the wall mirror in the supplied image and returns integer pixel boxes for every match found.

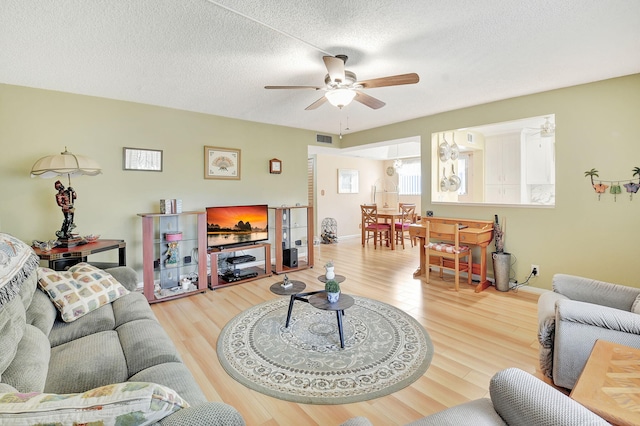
[431,114,555,206]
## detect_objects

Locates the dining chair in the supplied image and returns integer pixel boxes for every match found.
[360,204,391,249]
[425,221,472,291]
[394,203,416,249]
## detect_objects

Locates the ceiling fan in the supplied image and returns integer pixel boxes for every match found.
[524,116,555,137]
[265,55,419,110]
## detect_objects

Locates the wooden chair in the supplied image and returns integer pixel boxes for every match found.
[360,204,391,249]
[425,221,472,291]
[395,203,416,249]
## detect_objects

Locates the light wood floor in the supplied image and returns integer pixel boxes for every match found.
[151,238,542,425]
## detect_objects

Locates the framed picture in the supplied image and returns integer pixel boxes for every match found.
[338,169,359,193]
[204,146,241,180]
[122,147,163,172]
[269,158,282,174]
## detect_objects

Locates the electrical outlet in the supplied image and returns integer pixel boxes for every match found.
[531,264,539,276]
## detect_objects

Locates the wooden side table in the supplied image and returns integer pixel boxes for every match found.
[33,239,126,271]
[570,339,640,426]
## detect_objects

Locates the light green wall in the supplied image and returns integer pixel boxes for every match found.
[0,84,322,273]
[3,75,639,289]
[342,74,640,289]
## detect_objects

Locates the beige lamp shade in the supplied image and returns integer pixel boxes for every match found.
[30,148,102,180]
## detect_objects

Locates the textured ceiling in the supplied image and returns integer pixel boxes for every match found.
[2,1,639,136]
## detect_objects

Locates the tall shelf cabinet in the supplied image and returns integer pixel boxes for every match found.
[138,211,208,303]
[269,206,314,274]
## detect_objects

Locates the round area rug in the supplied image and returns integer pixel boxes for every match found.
[217,295,433,404]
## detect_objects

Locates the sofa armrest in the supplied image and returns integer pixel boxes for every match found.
[537,291,568,378]
[490,368,608,425]
[552,274,640,311]
[557,299,640,334]
[105,266,139,292]
[553,299,640,389]
[158,402,245,426]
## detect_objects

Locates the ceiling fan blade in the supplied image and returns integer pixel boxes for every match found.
[357,73,419,89]
[323,56,346,83]
[354,91,386,109]
[264,85,322,90]
[305,96,328,110]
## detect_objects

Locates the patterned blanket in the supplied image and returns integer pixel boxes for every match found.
[0,233,40,308]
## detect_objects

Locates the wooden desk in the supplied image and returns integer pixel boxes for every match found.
[33,239,126,271]
[571,340,640,426]
[409,217,493,292]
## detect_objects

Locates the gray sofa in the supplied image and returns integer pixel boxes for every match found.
[0,236,244,425]
[342,367,608,425]
[538,273,640,389]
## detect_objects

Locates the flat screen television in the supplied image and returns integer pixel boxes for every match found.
[206,204,269,250]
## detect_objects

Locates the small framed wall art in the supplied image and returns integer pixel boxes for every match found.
[123,147,163,172]
[269,158,282,174]
[204,146,241,180]
[338,169,359,193]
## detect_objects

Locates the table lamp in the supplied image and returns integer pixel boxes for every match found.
[30,147,102,247]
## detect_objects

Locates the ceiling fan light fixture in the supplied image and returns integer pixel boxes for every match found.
[540,117,555,137]
[325,89,356,109]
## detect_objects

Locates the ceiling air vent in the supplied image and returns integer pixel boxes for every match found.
[316,134,333,144]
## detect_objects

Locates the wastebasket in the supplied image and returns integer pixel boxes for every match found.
[492,252,511,292]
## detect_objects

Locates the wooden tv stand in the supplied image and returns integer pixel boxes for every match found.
[208,242,272,289]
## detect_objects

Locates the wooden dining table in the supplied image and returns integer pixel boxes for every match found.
[360,209,403,250]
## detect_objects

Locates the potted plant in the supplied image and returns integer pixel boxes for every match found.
[325,260,335,280]
[325,279,340,303]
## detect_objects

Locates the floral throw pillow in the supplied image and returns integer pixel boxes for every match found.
[37,263,129,322]
[0,381,189,425]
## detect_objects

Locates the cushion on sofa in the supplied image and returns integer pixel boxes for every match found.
[117,319,183,377]
[112,290,158,327]
[0,381,189,425]
[48,301,116,347]
[37,263,129,323]
[1,325,50,393]
[0,297,26,382]
[129,363,207,406]
[25,288,57,337]
[45,331,128,394]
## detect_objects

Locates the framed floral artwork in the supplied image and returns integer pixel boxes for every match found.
[204,146,241,180]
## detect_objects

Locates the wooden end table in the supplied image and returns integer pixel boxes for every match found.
[570,339,640,426]
[33,239,126,271]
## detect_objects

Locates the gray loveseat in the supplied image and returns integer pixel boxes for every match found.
[0,235,244,425]
[538,273,640,389]
[342,368,608,425]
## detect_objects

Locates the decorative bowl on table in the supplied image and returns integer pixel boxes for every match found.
[83,234,100,243]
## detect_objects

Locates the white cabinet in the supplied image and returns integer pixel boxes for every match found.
[525,137,555,185]
[485,134,521,204]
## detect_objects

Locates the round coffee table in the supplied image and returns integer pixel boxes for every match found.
[308,293,354,348]
[317,274,346,284]
[269,280,306,296]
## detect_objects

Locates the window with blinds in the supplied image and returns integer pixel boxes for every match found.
[398,158,421,195]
